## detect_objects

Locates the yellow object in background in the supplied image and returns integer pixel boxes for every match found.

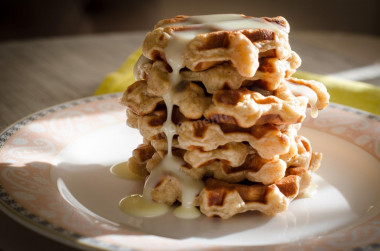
[95,48,142,95]
[95,49,380,116]
[293,71,380,116]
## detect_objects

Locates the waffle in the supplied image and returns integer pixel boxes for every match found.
[119,14,329,219]
[204,77,330,127]
[127,132,320,188]
[127,99,300,159]
[121,80,210,119]
[184,142,254,168]
[147,172,302,219]
[141,156,319,219]
[182,135,316,184]
[122,77,328,130]
[177,121,299,159]
[142,15,291,77]
[126,143,156,178]
[197,176,299,219]
[121,80,163,116]
[138,134,318,184]
[138,120,299,160]
[134,50,301,95]
[286,77,330,112]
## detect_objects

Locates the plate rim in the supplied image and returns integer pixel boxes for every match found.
[0,93,379,251]
[0,93,126,251]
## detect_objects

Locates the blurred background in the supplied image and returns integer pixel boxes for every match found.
[1,0,379,41]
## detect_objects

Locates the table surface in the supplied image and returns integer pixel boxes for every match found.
[0,31,379,251]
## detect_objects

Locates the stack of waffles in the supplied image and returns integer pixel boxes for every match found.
[121,14,329,219]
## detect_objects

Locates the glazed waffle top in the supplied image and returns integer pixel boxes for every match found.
[122,77,329,126]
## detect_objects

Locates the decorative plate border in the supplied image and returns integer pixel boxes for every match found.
[0,94,379,251]
[303,103,380,161]
[0,93,131,251]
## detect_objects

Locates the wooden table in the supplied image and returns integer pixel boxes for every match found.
[0,31,379,250]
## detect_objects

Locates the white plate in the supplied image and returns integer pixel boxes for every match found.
[0,94,379,251]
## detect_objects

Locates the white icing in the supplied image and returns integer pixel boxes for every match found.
[153,47,204,218]
[162,93,177,143]
[287,81,319,118]
[190,14,246,23]
[210,19,282,32]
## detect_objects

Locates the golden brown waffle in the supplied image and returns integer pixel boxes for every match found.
[126,143,156,178]
[134,51,301,95]
[127,103,300,160]
[121,80,210,119]
[147,173,302,219]
[286,77,330,111]
[203,81,308,127]
[122,78,328,130]
[141,121,298,160]
[181,153,288,185]
[197,176,299,219]
[203,76,329,127]
[127,133,320,186]
[127,149,320,200]
[177,121,299,159]
[289,150,322,197]
[121,80,163,116]
[123,113,322,219]
[183,135,317,184]
[285,135,313,167]
[143,15,291,77]
[184,142,254,168]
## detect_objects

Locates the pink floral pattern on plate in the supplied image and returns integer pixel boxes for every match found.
[0,94,379,251]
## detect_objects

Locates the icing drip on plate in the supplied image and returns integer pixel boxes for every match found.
[159,14,287,33]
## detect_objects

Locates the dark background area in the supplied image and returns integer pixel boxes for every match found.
[0,0,379,41]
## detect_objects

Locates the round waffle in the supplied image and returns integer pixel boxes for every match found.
[182,135,316,184]
[121,80,210,119]
[177,121,299,159]
[145,172,302,219]
[139,120,299,160]
[142,15,291,77]
[134,50,301,95]
[184,142,254,168]
[197,176,299,219]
